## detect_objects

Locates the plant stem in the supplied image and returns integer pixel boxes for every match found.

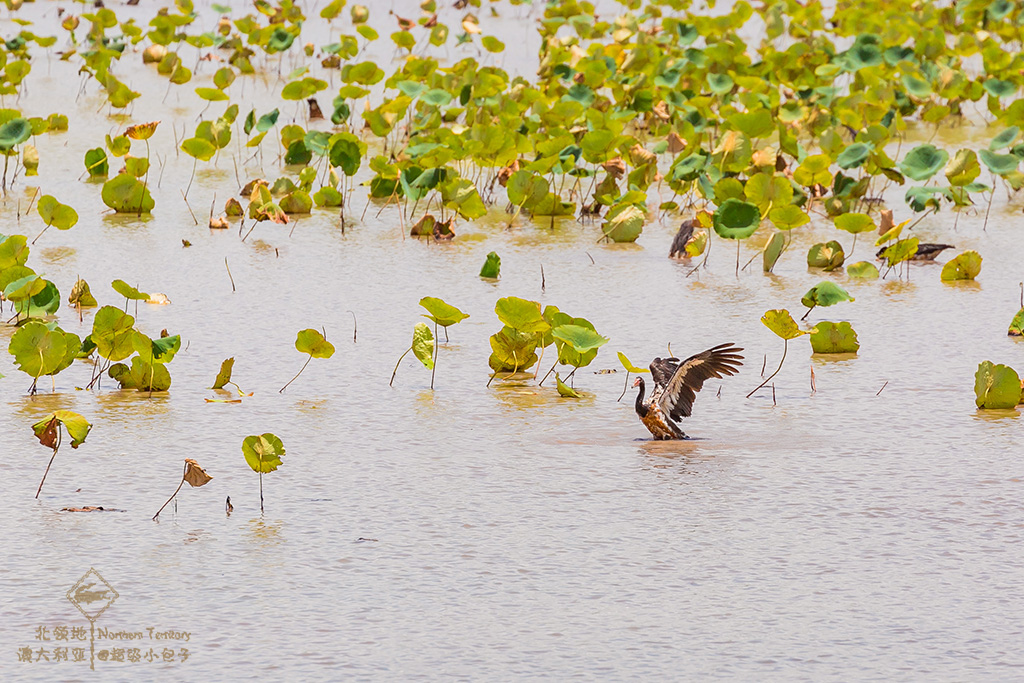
[279,355,312,393]
[152,464,187,520]
[746,339,788,399]
[617,371,631,402]
[259,472,264,514]
[389,347,411,387]
[430,322,438,390]
[36,446,59,499]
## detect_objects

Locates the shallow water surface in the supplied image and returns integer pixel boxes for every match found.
[1,2,1023,681]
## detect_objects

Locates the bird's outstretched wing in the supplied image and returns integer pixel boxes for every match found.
[649,357,680,389]
[657,343,744,420]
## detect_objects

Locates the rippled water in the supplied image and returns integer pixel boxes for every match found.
[1,2,1023,681]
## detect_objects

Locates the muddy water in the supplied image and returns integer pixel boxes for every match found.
[1,2,1023,681]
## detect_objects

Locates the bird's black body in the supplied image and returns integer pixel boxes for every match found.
[633,343,744,440]
[669,219,696,258]
[876,243,954,261]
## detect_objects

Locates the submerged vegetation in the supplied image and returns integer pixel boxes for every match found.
[4,0,1024,511]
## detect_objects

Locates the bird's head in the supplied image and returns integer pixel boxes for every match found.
[632,376,643,388]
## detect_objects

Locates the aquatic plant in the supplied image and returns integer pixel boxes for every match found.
[242,433,285,514]
[280,328,335,393]
[152,459,213,520]
[975,361,1022,409]
[748,309,811,399]
[31,411,91,498]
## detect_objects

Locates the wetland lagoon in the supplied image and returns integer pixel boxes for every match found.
[1,0,1023,679]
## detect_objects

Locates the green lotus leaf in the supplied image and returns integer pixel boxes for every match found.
[36,195,78,230]
[495,297,548,334]
[836,142,873,169]
[0,117,30,151]
[555,372,582,398]
[112,279,149,301]
[879,237,919,267]
[833,212,875,233]
[101,174,154,213]
[793,154,832,187]
[617,351,649,374]
[602,204,645,243]
[768,203,810,230]
[92,305,136,362]
[329,133,363,175]
[713,198,760,239]
[990,126,1019,151]
[412,322,434,370]
[744,173,793,214]
[807,241,845,271]
[945,149,981,186]
[488,326,539,373]
[707,72,733,95]
[480,251,501,279]
[242,433,285,473]
[420,297,469,328]
[979,148,1019,176]
[846,261,880,279]
[3,272,45,301]
[109,356,171,391]
[9,321,67,378]
[809,321,859,354]
[762,231,785,273]
[296,328,335,358]
[984,79,1016,98]
[899,144,949,181]
[974,361,1021,409]
[195,87,229,102]
[940,250,982,281]
[280,190,313,214]
[801,281,855,309]
[0,233,29,269]
[68,279,97,307]
[84,148,109,177]
[761,309,808,340]
[132,331,181,365]
[551,324,609,354]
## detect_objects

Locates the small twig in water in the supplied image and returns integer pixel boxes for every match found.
[225,258,235,292]
[876,381,888,396]
[347,310,357,343]
[181,189,198,225]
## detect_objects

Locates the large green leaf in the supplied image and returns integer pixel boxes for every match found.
[940,250,982,281]
[801,282,855,309]
[833,212,875,234]
[420,297,469,327]
[101,174,154,213]
[495,297,549,334]
[807,241,845,271]
[242,433,286,473]
[899,144,949,181]
[112,279,149,301]
[617,351,649,374]
[762,231,785,273]
[809,321,859,353]
[37,196,78,230]
[974,361,1022,409]
[488,326,538,372]
[132,331,181,365]
[479,251,501,279]
[108,357,172,391]
[551,324,609,354]
[212,357,234,389]
[0,117,30,151]
[92,306,136,361]
[846,261,880,279]
[713,198,760,239]
[295,329,336,358]
[9,321,67,378]
[979,148,1018,176]
[602,204,645,242]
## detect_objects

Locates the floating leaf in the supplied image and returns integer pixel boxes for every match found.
[556,373,582,398]
[807,241,845,271]
[974,361,1022,409]
[602,204,645,242]
[940,250,982,281]
[809,321,860,354]
[68,279,97,307]
[846,261,880,279]
[833,212,874,234]
[9,321,67,378]
[101,174,154,213]
[1009,309,1024,336]
[899,144,949,181]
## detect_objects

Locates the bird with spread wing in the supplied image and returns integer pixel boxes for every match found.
[632,343,744,440]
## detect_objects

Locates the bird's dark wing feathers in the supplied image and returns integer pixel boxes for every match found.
[668,220,695,258]
[657,343,744,421]
[649,357,680,388]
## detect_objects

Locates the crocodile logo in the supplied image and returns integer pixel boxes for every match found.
[67,569,118,621]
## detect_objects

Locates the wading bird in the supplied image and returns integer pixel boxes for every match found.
[633,343,744,440]
[876,243,954,261]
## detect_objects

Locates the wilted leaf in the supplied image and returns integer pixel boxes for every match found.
[212,358,234,389]
[617,351,649,374]
[556,373,582,398]
[761,309,809,340]
[183,458,213,487]
[412,322,434,369]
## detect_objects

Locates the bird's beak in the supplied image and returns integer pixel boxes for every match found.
[632,377,642,387]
